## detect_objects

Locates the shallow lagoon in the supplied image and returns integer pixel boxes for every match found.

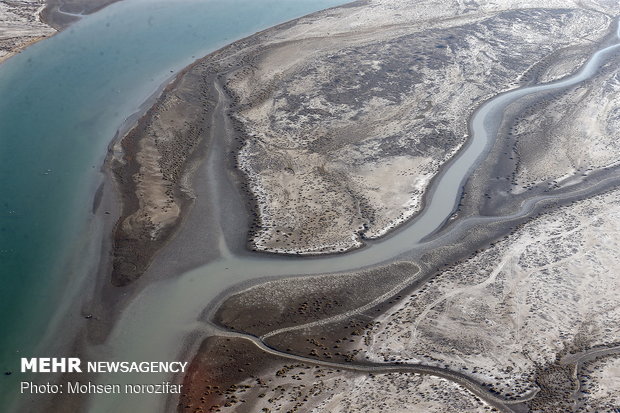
[0,0,349,406]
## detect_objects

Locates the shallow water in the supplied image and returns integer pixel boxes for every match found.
[89,17,620,413]
[0,0,350,407]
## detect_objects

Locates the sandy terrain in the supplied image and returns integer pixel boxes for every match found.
[40,0,120,29]
[179,336,494,413]
[213,262,417,338]
[11,0,610,411]
[106,0,618,286]
[353,188,620,410]
[0,0,54,62]
[205,187,620,413]
[160,1,620,412]
[509,62,620,192]
[225,1,611,254]
[0,0,120,63]
[314,372,493,413]
[579,355,620,411]
[108,63,221,285]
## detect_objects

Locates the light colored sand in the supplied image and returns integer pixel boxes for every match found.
[217,362,493,413]
[227,0,611,254]
[580,356,620,410]
[357,188,620,399]
[0,0,54,62]
[511,65,620,192]
[118,92,189,240]
[314,372,493,412]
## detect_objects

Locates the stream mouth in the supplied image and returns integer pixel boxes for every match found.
[0,0,353,410]
[85,16,620,413]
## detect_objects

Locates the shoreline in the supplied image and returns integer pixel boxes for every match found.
[0,2,54,65]
[193,175,620,411]
[9,3,359,412]
[5,0,619,412]
[194,162,620,413]
[186,10,587,261]
[100,0,366,289]
[6,46,185,413]
[427,19,617,240]
[0,1,126,411]
[182,333,536,412]
[1,1,363,411]
[40,0,122,30]
[58,1,616,324]
[0,0,123,65]
[215,6,615,257]
[0,34,49,64]
[172,8,620,413]
[76,0,364,352]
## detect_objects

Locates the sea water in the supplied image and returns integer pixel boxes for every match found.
[0,0,349,406]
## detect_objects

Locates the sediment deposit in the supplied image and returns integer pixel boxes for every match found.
[0,0,121,63]
[578,354,620,411]
[40,0,120,29]
[225,1,610,254]
[0,0,54,62]
[43,0,620,410]
[108,0,617,285]
[108,64,221,286]
[178,336,494,413]
[349,188,620,409]
[175,1,620,411]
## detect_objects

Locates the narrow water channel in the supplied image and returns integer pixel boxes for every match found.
[0,0,351,409]
[88,16,620,413]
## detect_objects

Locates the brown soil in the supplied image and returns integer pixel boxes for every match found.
[178,336,288,413]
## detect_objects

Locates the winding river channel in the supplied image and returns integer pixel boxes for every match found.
[0,0,350,409]
[2,0,619,411]
[87,16,620,413]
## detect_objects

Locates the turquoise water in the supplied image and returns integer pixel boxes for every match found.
[0,0,348,406]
